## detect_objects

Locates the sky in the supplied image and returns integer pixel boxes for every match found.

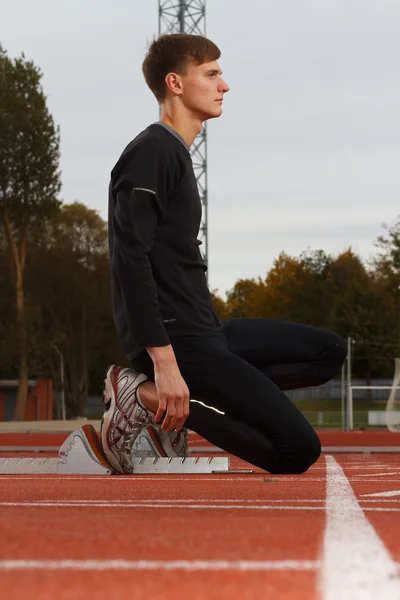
[1,0,399,298]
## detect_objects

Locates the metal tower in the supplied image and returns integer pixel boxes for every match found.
[158,0,209,273]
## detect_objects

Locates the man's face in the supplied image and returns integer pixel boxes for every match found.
[178,60,230,120]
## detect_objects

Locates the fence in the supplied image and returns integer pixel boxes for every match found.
[286,379,396,402]
[285,376,397,430]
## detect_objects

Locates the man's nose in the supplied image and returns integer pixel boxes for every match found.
[220,79,230,93]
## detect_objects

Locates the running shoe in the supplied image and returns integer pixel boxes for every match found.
[132,423,189,459]
[101,365,150,473]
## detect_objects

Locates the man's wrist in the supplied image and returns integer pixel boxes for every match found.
[146,344,177,368]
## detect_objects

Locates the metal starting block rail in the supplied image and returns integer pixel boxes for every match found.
[0,425,229,475]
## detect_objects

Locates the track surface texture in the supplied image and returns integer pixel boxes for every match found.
[1,433,400,599]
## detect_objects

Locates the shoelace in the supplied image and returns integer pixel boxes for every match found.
[173,429,189,457]
[120,406,149,470]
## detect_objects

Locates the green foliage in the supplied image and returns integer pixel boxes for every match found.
[0,46,61,231]
[373,218,400,289]
[210,289,230,320]
[23,202,126,416]
[0,46,62,418]
[330,278,397,378]
[221,231,400,378]
[225,278,264,318]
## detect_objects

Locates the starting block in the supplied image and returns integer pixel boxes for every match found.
[0,424,229,475]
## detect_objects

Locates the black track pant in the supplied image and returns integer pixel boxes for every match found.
[131,319,347,474]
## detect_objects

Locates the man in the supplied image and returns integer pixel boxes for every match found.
[102,33,346,475]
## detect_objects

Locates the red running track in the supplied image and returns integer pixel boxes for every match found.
[1,450,400,599]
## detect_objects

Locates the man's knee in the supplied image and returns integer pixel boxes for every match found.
[331,333,347,368]
[266,431,322,475]
[316,332,347,385]
[290,432,321,473]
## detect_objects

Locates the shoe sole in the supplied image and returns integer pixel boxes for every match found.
[101,365,125,474]
[81,424,115,471]
[145,425,168,457]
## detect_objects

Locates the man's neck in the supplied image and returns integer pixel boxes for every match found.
[159,111,202,149]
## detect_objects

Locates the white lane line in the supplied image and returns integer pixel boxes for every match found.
[284,466,398,471]
[350,480,400,483]
[355,473,400,477]
[0,476,266,482]
[361,499,400,503]
[13,498,400,504]
[25,498,327,504]
[321,455,400,600]
[361,491,400,498]
[0,559,318,571]
[1,501,400,512]
[0,502,323,510]
[299,466,400,471]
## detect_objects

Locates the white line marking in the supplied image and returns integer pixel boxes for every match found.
[361,490,400,498]
[350,480,400,483]
[30,498,400,504]
[0,502,323,510]
[338,467,400,470]
[359,508,400,512]
[27,498,327,504]
[1,501,400,512]
[0,476,266,482]
[321,455,400,599]
[361,499,400,503]
[0,559,318,572]
[355,473,400,477]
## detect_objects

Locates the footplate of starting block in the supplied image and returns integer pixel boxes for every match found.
[0,425,230,475]
[131,456,229,474]
[57,425,113,475]
[0,456,59,474]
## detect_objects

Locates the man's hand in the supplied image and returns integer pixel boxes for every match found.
[146,345,190,432]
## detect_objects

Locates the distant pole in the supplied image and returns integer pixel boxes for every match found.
[178,0,185,31]
[347,337,353,431]
[398,286,400,358]
[52,345,66,420]
[341,363,345,431]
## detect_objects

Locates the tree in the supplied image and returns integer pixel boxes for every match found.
[330,277,397,380]
[26,202,120,416]
[225,278,265,318]
[373,217,400,357]
[261,252,332,325]
[329,248,368,295]
[210,289,229,320]
[0,47,61,419]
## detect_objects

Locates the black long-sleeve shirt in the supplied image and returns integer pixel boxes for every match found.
[108,122,222,360]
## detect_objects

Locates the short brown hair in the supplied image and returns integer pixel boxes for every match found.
[142,33,221,103]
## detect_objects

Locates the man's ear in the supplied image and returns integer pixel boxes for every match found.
[165,73,183,96]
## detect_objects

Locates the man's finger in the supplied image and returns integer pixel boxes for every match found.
[173,397,185,431]
[162,414,174,431]
[155,396,167,423]
[175,415,188,431]
[162,402,177,431]
[176,397,190,429]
